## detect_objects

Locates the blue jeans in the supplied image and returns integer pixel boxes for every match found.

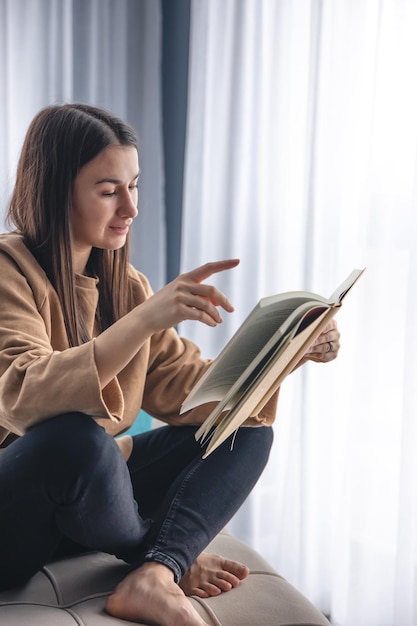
[0,412,273,589]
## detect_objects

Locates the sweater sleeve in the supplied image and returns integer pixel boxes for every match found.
[0,252,123,435]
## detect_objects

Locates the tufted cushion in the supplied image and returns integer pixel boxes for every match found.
[0,530,330,625]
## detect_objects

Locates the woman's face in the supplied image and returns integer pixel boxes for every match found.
[70,144,139,273]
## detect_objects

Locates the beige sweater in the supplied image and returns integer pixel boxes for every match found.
[0,233,277,446]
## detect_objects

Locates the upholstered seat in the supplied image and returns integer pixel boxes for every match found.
[0,530,330,625]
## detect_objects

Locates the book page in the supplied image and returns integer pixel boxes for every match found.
[181,298,325,413]
[181,267,366,417]
[199,307,337,456]
[329,268,365,302]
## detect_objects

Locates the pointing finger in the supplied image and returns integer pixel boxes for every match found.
[187,259,240,284]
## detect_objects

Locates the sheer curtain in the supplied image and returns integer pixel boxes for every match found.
[0,0,165,289]
[181,0,417,624]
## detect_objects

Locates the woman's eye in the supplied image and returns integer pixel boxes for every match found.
[129,184,138,191]
[103,191,116,197]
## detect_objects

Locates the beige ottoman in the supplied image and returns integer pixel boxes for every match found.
[0,530,330,625]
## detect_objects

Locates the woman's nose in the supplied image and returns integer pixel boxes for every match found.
[118,189,138,219]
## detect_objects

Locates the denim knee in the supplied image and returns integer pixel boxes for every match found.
[25,413,115,484]
[234,425,274,461]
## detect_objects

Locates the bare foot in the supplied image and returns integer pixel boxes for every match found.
[179,552,250,598]
[105,561,210,626]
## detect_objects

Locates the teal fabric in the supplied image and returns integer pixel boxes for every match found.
[124,410,152,435]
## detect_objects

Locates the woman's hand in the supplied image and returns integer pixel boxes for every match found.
[302,319,341,364]
[139,259,240,334]
[94,259,239,389]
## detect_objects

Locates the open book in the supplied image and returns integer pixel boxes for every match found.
[180,268,365,457]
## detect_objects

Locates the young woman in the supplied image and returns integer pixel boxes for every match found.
[0,103,340,626]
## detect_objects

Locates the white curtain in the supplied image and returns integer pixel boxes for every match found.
[0,0,165,289]
[181,0,417,624]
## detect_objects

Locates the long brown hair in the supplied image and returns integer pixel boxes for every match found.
[7,103,138,346]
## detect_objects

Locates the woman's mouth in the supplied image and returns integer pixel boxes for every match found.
[110,225,130,235]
